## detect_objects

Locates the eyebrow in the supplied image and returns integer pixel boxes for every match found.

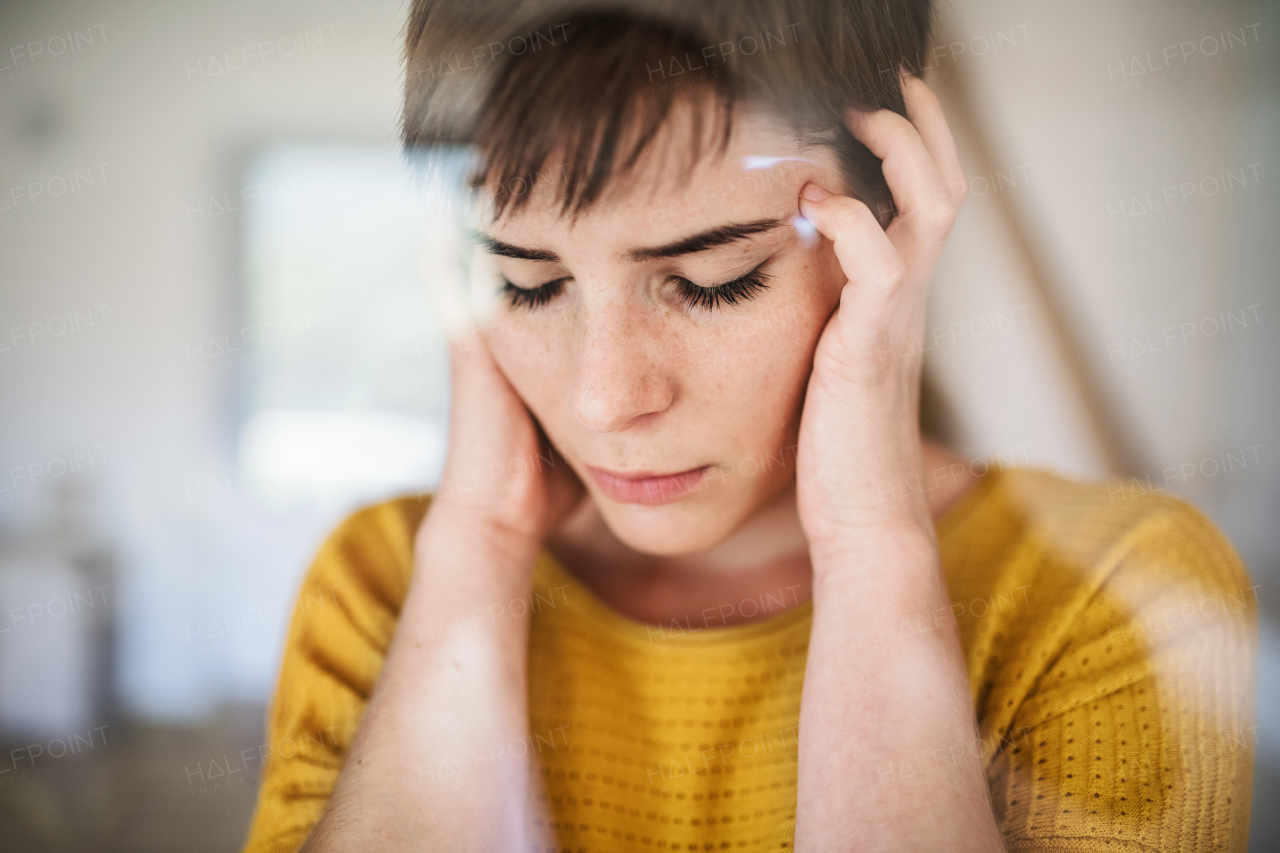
[477,235,559,262]
[476,218,788,265]
[628,218,787,261]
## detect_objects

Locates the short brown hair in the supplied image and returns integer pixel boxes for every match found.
[402,0,934,223]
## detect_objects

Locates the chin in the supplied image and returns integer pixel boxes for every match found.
[591,489,757,556]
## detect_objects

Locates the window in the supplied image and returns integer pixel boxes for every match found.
[236,143,461,507]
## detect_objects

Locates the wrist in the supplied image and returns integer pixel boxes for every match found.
[420,498,543,565]
[402,504,542,656]
[411,502,543,615]
[807,522,938,587]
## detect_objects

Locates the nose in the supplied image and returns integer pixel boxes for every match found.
[570,299,675,434]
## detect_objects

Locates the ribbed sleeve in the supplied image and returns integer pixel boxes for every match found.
[240,496,429,853]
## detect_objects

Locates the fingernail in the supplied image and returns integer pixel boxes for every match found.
[801,183,830,202]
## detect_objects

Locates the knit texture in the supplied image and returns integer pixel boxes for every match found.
[241,467,1257,852]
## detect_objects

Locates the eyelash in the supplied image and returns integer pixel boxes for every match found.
[673,263,772,311]
[501,277,567,310]
[500,262,772,312]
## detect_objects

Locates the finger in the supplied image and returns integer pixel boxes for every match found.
[845,108,952,228]
[899,73,967,205]
[444,334,501,443]
[445,330,523,452]
[798,184,904,298]
[439,333,536,502]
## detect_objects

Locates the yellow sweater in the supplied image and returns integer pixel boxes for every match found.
[241,467,1257,852]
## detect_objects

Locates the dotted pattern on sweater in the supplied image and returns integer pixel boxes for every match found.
[241,468,1257,853]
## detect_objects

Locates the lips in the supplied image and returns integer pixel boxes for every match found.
[585,464,711,505]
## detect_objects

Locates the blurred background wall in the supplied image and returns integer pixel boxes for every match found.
[0,0,1275,850]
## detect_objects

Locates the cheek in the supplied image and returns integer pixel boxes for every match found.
[681,277,834,448]
[722,326,816,438]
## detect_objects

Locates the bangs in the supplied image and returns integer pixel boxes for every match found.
[403,0,936,228]
[470,13,736,219]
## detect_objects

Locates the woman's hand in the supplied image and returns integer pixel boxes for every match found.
[794,72,968,563]
[790,75,1005,853]
[302,278,584,853]
[427,325,584,551]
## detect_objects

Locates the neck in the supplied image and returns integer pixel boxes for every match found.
[546,441,978,628]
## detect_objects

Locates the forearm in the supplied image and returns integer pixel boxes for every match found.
[795,530,1004,852]
[302,508,539,853]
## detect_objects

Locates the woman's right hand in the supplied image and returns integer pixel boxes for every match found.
[300,317,585,853]
[427,325,585,551]
[302,325,575,853]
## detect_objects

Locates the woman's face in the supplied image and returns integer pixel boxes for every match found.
[479,107,848,556]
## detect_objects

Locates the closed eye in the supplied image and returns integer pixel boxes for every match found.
[499,260,773,312]
[673,261,772,311]
[501,277,568,310]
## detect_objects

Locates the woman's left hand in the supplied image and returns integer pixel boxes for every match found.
[794,72,968,564]
[791,76,1005,853]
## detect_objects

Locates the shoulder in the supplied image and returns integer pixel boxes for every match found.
[306,494,432,618]
[276,490,432,701]
[242,493,431,853]
[950,468,1258,852]
[288,493,432,682]
[943,466,1253,603]
[944,465,1256,722]
[277,489,433,700]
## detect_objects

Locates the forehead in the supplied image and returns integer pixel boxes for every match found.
[482,106,841,253]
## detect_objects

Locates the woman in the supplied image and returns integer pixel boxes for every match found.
[243,3,1257,851]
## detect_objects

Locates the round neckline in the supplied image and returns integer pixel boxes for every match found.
[535,547,815,648]
[533,465,1006,648]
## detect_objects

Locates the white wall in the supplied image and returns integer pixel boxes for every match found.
[0,0,411,719]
